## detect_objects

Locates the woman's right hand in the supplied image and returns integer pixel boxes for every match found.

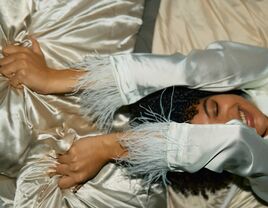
[55,133,127,189]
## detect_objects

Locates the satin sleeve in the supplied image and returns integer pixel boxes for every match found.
[118,120,268,203]
[168,121,268,203]
[111,41,268,104]
[77,41,268,129]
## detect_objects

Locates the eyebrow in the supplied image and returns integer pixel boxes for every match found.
[203,98,210,118]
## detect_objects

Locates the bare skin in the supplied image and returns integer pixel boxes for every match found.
[55,133,127,189]
[191,94,268,137]
[0,38,85,94]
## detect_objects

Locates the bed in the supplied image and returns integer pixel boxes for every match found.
[147,1,268,207]
[1,0,268,207]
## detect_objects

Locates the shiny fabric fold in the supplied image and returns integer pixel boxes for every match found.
[111,41,268,105]
[0,1,168,207]
[153,0,268,55]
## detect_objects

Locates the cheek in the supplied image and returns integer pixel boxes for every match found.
[190,114,201,124]
[190,111,209,125]
[254,113,267,136]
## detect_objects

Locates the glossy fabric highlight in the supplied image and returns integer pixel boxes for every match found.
[153,0,268,55]
[0,0,167,207]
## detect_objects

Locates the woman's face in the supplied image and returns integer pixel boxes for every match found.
[191,94,268,137]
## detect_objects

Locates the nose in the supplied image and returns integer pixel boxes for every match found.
[217,103,240,124]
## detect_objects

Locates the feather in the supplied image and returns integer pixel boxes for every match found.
[73,55,123,131]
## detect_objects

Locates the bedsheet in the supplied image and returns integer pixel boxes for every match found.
[153,0,268,55]
[0,0,167,207]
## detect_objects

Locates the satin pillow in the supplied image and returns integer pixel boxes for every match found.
[0,0,145,68]
[153,0,268,54]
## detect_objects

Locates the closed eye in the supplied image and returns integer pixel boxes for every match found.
[212,100,219,117]
[203,98,210,118]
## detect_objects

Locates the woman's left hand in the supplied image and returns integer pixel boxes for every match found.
[0,38,54,93]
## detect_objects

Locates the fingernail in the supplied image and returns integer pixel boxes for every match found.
[72,184,82,193]
[47,168,57,178]
[47,168,56,173]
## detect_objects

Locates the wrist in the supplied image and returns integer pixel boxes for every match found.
[101,133,127,161]
[45,69,85,94]
[43,68,58,94]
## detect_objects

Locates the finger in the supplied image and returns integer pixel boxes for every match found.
[3,45,31,56]
[0,62,20,77]
[30,37,44,56]
[0,53,28,66]
[47,168,57,178]
[58,154,70,164]
[55,164,70,176]
[0,52,33,67]
[0,56,15,66]
[9,78,23,89]
[58,176,77,189]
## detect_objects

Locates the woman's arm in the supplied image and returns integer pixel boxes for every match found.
[55,133,127,189]
[0,38,85,94]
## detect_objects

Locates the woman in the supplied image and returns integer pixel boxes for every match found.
[1,39,268,206]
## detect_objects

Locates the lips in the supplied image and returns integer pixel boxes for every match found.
[239,108,255,128]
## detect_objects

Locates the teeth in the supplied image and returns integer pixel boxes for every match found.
[239,110,247,125]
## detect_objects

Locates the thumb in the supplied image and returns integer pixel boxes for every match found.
[30,37,44,57]
[58,176,76,189]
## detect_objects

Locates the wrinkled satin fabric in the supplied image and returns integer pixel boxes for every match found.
[153,0,268,55]
[0,1,34,52]
[111,41,268,105]
[0,78,165,208]
[0,0,143,67]
[0,0,167,208]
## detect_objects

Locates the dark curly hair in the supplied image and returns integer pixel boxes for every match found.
[118,86,247,199]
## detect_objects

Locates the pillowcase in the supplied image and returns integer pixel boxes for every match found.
[0,0,145,67]
[153,0,268,54]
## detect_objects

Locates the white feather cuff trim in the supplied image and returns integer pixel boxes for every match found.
[73,56,123,131]
[117,122,171,186]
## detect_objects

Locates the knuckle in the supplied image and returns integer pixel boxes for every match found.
[55,165,62,172]
[19,69,26,77]
[20,53,28,59]
[71,155,78,162]
[70,157,76,163]
[74,174,84,183]
[69,148,77,156]
[20,60,28,68]
[70,164,79,172]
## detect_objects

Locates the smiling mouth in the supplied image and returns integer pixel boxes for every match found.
[239,110,247,125]
[239,108,255,128]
